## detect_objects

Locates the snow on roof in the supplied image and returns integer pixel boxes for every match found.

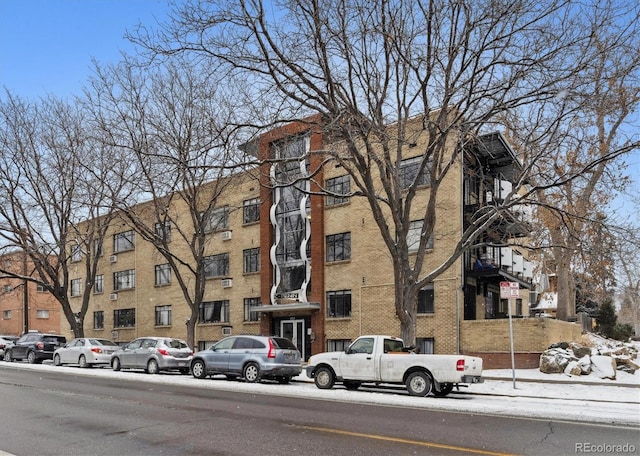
[532,291,557,310]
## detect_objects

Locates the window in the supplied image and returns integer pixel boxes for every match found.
[327,290,352,318]
[93,238,103,257]
[326,232,351,262]
[94,275,104,294]
[114,230,135,253]
[2,310,10,319]
[327,339,351,352]
[71,244,82,262]
[2,285,12,293]
[204,206,229,232]
[204,253,229,278]
[155,305,172,326]
[418,284,434,314]
[199,300,229,323]
[155,264,171,286]
[399,155,431,189]
[416,338,435,354]
[244,297,260,322]
[93,311,104,329]
[114,270,135,291]
[36,309,49,319]
[155,221,172,242]
[243,198,260,224]
[407,220,434,252]
[70,278,82,297]
[114,308,135,328]
[325,175,350,206]
[243,248,260,273]
[36,283,46,292]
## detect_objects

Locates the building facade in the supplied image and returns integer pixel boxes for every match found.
[78,119,542,362]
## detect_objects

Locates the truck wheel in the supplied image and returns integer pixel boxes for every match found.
[434,382,454,397]
[343,380,361,391]
[405,371,432,397]
[314,366,335,389]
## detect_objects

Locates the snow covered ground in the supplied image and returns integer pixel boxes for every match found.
[2,362,638,427]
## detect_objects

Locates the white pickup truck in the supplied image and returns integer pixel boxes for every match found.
[306,335,483,397]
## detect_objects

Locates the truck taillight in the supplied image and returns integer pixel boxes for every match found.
[456,359,465,371]
[267,338,276,359]
[36,342,44,350]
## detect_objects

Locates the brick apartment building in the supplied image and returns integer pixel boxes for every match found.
[76,118,581,366]
[0,251,61,337]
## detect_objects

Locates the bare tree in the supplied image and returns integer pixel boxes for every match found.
[83,58,254,348]
[0,92,133,337]
[131,0,639,343]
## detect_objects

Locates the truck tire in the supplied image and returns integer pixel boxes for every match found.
[313,366,335,389]
[434,382,454,397]
[405,371,433,397]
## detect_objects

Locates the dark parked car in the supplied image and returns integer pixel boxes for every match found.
[190,335,302,383]
[4,332,67,364]
[110,337,193,374]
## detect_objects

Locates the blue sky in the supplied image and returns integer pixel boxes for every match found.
[0,0,172,98]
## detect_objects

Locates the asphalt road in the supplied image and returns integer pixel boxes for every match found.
[0,366,637,456]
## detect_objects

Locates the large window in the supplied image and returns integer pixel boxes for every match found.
[70,278,82,297]
[114,270,135,291]
[407,220,434,252]
[244,297,260,322]
[199,300,229,323]
[93,274,104,294]
[155,221,172,242]
[155,264,171,286]
[114,230,135,253]
[155,305,172,326]
[204,254,230,278]
[416,338,434,354]
[327,290,352,318]
[93,311,104,329]
[71,244,82,262]
[325,175,350,206]
[243,248,260,273]
[204,206,229,233]
[418,284,434,314]
[114,308,135,328]
[326,232,351,262]
[3,310,11,319]
[327,339,351,352]
[243,198,260,224]
[399,156,431,189]
[36,309,49,319]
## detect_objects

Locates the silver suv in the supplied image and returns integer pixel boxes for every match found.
[190,335,302,383]
[110,337,193,374]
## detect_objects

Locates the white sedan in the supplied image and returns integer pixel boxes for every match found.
[53,338,120,368]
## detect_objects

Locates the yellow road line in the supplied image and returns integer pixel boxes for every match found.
[296,424,517,456]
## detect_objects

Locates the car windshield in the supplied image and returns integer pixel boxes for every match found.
[272,337,298,350]
[164,339,188,349]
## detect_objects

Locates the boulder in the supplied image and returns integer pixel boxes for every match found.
[577,355,591,375]
[540,349,574,373]
[564,360,582,376]
[569,343,593,359]
[591,355,617,380]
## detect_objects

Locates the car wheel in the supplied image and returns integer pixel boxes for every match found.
[27,351,37,364]
[146,359,159,375]
[434,382,454,397]
[276,376,291,384]
[343,380,362,391]
[314,366,335,390]
[243,362,260,383]
[4,350,12,362]
[53,354,62,366]
[191,360,207,379]
[111,357,121,371]
[78,355,89,368]
[405,371,433,397]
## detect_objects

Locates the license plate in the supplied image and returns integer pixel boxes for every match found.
[179,362,186,367]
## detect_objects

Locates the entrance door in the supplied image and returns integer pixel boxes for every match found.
[280,319,305,360]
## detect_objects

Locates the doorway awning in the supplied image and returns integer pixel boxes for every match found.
[250,302,321,313]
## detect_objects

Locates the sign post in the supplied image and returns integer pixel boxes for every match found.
[500,281,519,389]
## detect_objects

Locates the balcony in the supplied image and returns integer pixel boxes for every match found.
[466,247,533,286]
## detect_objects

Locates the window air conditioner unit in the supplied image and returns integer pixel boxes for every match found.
[221,230,232,241]
[221,279,233,288]
[109,255,117,263]
[222,326,232,336]
[109,293,118,301]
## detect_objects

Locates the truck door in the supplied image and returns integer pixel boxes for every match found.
[339,337,378,381]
